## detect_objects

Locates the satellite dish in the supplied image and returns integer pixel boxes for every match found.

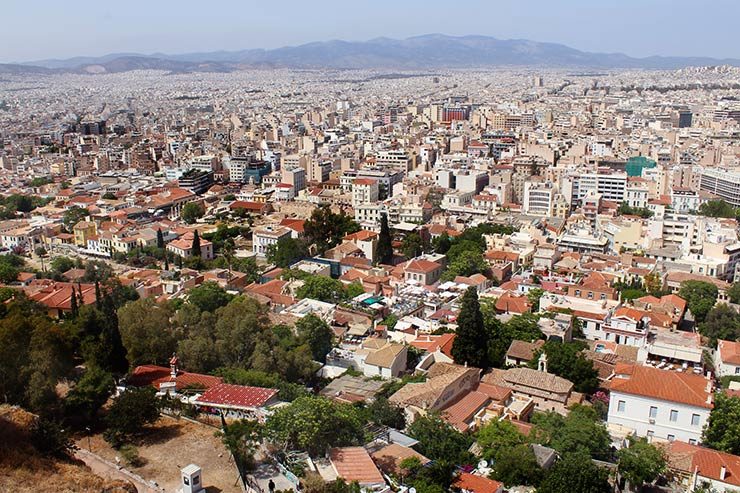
[478,460,488,469]
[409,487,417,493]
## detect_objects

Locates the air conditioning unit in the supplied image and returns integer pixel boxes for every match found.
[649,418,656,424]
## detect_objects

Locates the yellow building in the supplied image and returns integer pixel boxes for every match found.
[72,220,97,247]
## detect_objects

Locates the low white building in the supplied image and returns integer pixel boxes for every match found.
[607,364,713,445]
[714,339,740,377]
[252,225,292,257]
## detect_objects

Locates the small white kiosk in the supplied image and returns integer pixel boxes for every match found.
[180,464,205,493]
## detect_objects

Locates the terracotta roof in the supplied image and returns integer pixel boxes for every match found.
[453,472,503,493]
[475,382,513,403]
[330,447,385,486]
[364,343,405,368]
[128,365,222,391]
[194,383,277,409]
[718,339,740,366]
[410,333,456,358]
[370,443,430,475]
[405,259,441,274]
[344,230,378,242]
[667,441,740,487]
[506,339,545,362]
[609,364,713,409]
[442,391,491,431]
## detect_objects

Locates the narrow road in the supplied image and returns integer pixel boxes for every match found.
[74,448,164,493]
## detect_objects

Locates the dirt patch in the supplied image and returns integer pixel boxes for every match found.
[78,415,242,493]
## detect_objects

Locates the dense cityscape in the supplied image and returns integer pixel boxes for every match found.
[2,17,740,493]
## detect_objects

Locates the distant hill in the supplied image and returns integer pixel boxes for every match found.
[12,34,740,74]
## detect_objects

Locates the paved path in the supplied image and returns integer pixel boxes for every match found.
[75,448,164,493]
[251,463,296,493]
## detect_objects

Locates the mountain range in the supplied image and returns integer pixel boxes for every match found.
[2,34,739,75]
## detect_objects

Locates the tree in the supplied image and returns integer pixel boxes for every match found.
[0,262,20,284]
[451,287,489,368]
[25,320,75,415]
[345,282,365,299]
[267,236,307,267]
[265,395,364,455]
[441,250,490,282]
[376,213,393,264]
[643,271,664,296]
[102,192,117,200]
[213,297,270,368]
[187,281,232,313]
[296,313,334,363]
[50,256,75,274]
[402,232,425,259]
[476,419,528,462]
[617,437,667,491]
[527,288,545,312]
[407,413,474,464]
[491,444,543,487]
[62,206,90,231]
[30,417,74,458]
[679,280,718,323]
[538,452,611,493]
[432,232,451,254]
[219,419,262,472]
[181,202,204,224]
[191,229,201,255]
[296,275,346,303]
[118,298,178,366]
[699,304,740,345]
[81,260,113,283]
[531,404,611,460]
[104,387,160,447]
[64,366,114,423]
[156,228,165,249]
[303,206,360,255]
[366,397,405,429]
[529,341,600,394]
[703,393,740,455]
[699,200,738,219]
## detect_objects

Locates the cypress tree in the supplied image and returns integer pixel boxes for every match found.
[156,228,165,249]
[164,255,169,271]
[376,213,393,265]
[191,230,201,257]
[94,280,102,310]
[69,287,78,317]
[451,286,489,368]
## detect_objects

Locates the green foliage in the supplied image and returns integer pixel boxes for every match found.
[0,193,50,219]
[187,281,233,313]
[30,417,74,458]
[476,419,528,462]
[699,303,740,345]
[380,314,399,331]
[621,288,648,300]
[441,250,490,282]
[217,368,309,402]
[218,419,262,472]
[265,395,364,455]
[679,280,718,323]
[617,202,653,218]
[104,386,160,447]
[538,451,611,493]
[296,313,334,363]
[529,341,599,394]
[345,282,365,299]
[531,404,612,460]
[267,236,308,267]
[296,275,346,303]
[485,309,544,368]
[407,413,474,464]
[64,366,115,423]
[82,260,113,283]
[50,256,76,274]
[703,393,740,455]
[451,287,489,368]
[617,437,667,488]
[491,444,543,487]
[303,205,360,255]
[527,287,545,311]
[432,232,452,254]
[376,213,393,264]
[119,444,144,467]
[62,206,90,232]
[102,192,117,200]
[401,232,428,259]
[118,298,178,367]
[181,202,205,224]
[0,254,23,283]
[699,200,740,219]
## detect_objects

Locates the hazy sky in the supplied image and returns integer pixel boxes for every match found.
[3,0,739,62]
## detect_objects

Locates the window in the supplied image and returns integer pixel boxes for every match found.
[735,367,740,374]
[667,434,675,442]
[647,430,654,437]
[649,406,658,419]
[670,410,678,422]
[617,400,626,413]
[691,414,701,426]
[183,477,190,486]
[689,439,697,445]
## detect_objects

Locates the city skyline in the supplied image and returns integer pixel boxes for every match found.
[3,0,740,63]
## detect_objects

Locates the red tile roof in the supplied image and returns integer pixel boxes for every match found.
[453,472,503,493]
[128,365,222,391]
[195,383,278,409]
[610,364,713,409]
[668,441,740,487]
[330,447,385,486]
